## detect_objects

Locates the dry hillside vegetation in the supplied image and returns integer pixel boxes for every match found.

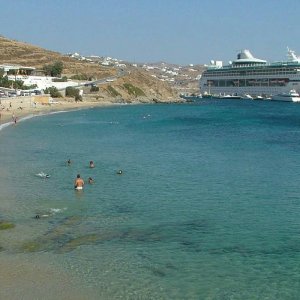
[0,36,179,101]
[0,36,115,78]
[83,68,179,103]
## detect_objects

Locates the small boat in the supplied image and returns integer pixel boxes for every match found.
[271,89,300,102]
[253,95,264,100]
[242,94,253,100]
[202,92,213,99]
[180,94,202,102]
[217,94,241,100]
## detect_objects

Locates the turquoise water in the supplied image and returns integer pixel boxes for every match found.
[1,100,300,299]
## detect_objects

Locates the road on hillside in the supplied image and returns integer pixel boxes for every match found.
[67,68,127,90]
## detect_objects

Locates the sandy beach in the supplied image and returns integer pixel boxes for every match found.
[0,96,119,126]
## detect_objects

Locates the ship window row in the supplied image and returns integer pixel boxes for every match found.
[205,69,298,77]
[206,78,288,87]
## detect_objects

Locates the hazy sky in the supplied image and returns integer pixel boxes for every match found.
[1,0,300,65]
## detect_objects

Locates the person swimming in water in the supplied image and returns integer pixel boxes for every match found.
[89,161,95,168]
[67,159,71,165]
[74,174,84,190]
[117,170,123,175]
[88,177,94,184]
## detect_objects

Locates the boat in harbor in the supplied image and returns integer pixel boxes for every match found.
[179,93,202,102]
[216,94,241,100]
[271,89,300,102]
[200,48,300,98]
[241,94,253,100]
[201,92,213,99]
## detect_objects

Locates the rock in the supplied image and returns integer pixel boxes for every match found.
[0,221,15,230]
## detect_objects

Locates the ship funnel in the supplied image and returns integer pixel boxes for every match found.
[237,50,254,60]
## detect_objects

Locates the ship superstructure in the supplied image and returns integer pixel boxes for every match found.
[200,49,300,97]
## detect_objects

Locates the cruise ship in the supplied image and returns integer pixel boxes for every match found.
[199,49,300,97]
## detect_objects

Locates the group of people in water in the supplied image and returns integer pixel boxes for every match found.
[69,159,122,190]
[68,160,95,190]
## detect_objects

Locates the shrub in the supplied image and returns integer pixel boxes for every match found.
[66,86,78,97]
[0,75,37,90]
[90,85,99,92]
[70,74,92,81]
[123,83,145,97]
[75,94,82,101]
[44,86,62,98]
[22,84,38,90]
[43,61,64,77]
[66,86,82,101]
[106,85,121,97]
[53,76,68,82]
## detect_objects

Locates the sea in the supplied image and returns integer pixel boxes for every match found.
[1,99,300,299]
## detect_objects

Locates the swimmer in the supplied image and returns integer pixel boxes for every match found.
[88,177,94,184]
[67,159,71,165]
[34,214,49,219]
[74,174,84,190]
[36,172,50,178]
[89,161,95,168]
[117,170,123,175]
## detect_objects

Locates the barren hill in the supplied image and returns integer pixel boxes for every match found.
[0,36,179,102]
[0,36,115,78]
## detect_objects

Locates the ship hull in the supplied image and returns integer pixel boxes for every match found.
[200,49,300,97]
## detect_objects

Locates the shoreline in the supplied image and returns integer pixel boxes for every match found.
[0,96,184,130]
[0,97,125,130]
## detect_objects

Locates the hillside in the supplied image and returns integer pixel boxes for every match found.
[0,36,180,102]
[0,36,115,78]
[84,68,179,103]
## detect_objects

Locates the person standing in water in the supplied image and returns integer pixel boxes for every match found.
[74,174,84,190]
[89,161,95,168]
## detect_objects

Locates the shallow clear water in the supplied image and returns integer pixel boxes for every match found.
[1,100,300,299]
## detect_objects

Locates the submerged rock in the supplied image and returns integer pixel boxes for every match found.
[0,221,15,230]
[143,265,167,277]
[21,241,44,252]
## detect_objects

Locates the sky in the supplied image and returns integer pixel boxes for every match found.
[1,0,300,65]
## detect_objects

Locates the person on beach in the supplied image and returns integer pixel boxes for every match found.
[74,174,84,190]
[89,161,95,168]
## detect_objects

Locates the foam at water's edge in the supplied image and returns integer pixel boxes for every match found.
[0,122,12,131]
